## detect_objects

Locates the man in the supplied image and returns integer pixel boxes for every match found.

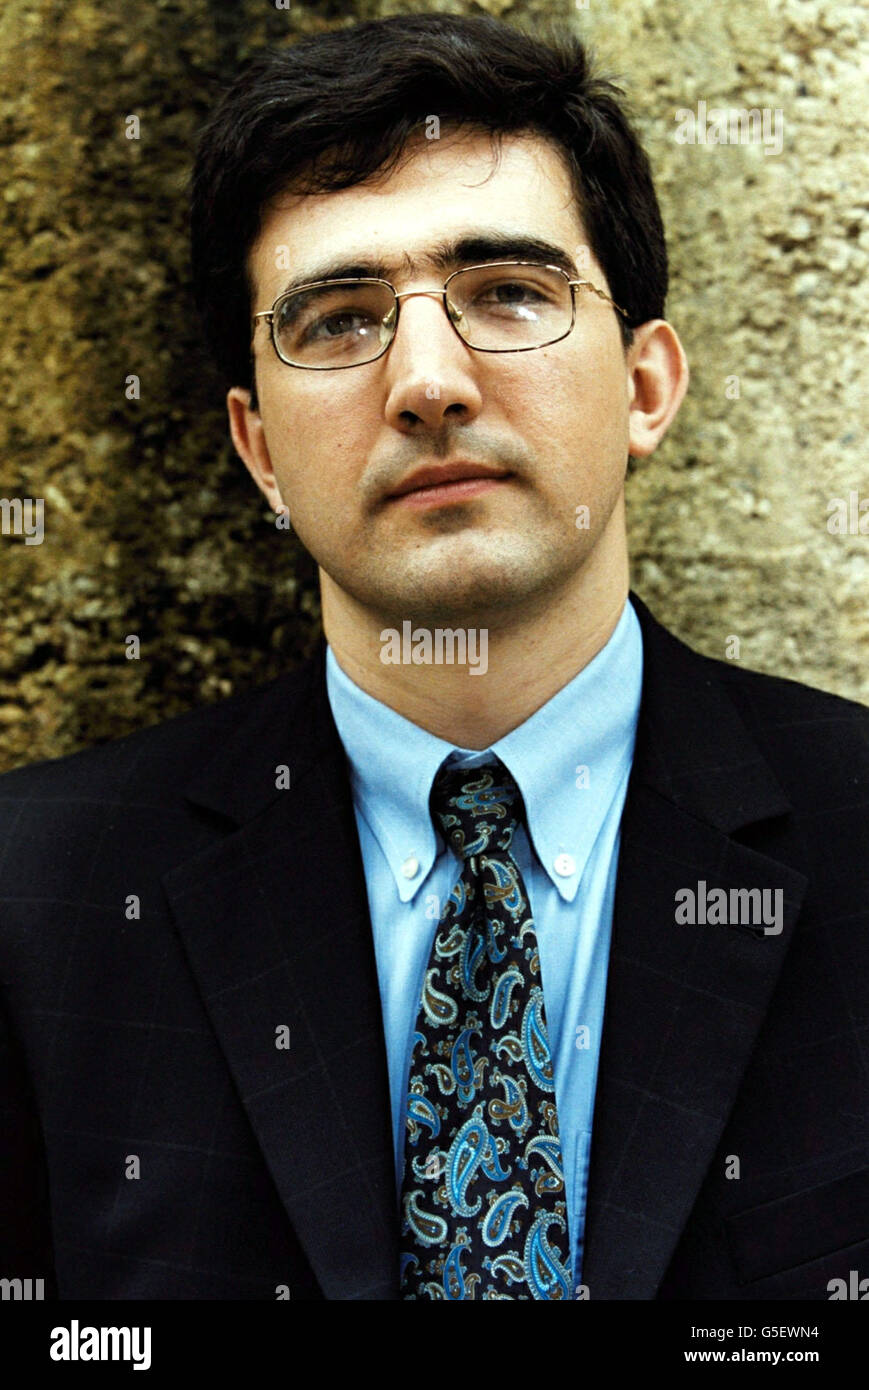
[0,14,866,1301]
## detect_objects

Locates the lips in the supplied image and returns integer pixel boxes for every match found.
[386,461,512,501]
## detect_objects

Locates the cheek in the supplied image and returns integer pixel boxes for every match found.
[502,354,627,452]
[499,356,630,517]
[260,389,367,521]
[572,351,630,445]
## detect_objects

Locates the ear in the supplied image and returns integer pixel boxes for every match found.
[625,320,689,458]
[227,386,286,512]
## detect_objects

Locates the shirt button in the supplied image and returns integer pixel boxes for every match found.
[553,853,576,878]
[401,855,420,880]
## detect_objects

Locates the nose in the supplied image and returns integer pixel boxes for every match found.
[381,291,484,433]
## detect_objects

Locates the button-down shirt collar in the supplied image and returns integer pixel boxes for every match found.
[325,598,642,903]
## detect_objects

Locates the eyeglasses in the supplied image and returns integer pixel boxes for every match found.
[252,261,629,370]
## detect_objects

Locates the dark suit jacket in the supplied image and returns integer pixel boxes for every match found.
[1,594,867,1300]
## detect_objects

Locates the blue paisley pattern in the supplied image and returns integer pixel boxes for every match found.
[399,762,572,1300]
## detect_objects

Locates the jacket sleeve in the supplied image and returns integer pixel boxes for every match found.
[0,980,58,1297]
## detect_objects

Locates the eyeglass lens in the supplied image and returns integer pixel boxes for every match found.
[271,264,574,367]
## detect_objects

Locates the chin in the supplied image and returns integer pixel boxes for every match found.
[369,561,566,628]
[319,527,584,626]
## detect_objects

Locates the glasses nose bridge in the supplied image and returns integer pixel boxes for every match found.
[388,285,465,354]
[392,287,448,304]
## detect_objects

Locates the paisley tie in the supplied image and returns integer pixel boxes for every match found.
[398,759,573,1300]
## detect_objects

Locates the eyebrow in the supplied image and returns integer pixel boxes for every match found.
[274,233,580,297]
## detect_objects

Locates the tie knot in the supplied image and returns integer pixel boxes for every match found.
[430,759,523,861]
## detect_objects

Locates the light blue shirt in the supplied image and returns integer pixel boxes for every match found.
[325,598,643,1285]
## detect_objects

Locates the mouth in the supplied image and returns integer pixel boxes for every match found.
[386,461,513,509]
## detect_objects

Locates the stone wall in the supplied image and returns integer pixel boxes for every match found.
[1,0,866,771]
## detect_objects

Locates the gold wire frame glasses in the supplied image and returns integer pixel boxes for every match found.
[252,260,629,369]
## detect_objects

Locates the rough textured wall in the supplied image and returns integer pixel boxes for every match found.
[0,0,866,772]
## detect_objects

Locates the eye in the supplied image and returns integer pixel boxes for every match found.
[465,273,562,322]
[477,280,546,307]
[302,308,379,342]
[275,283,390,357]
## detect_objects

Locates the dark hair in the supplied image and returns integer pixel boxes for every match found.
[191,13,668,391]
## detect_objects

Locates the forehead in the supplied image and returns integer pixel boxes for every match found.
[248,129,587,298]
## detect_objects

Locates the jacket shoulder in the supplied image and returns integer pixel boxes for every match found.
[710,649,868,734]
[635,592,868,736]
[675,634,869,808]
[0,656,321,809]
[632,593,869,814]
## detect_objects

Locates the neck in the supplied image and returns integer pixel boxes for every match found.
[322,530,630,750]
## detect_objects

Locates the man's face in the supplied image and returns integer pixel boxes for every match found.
[240,129,637,627]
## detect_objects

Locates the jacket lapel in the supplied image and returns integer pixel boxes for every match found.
[162,648,400,1300]
[581,596,808,1298]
